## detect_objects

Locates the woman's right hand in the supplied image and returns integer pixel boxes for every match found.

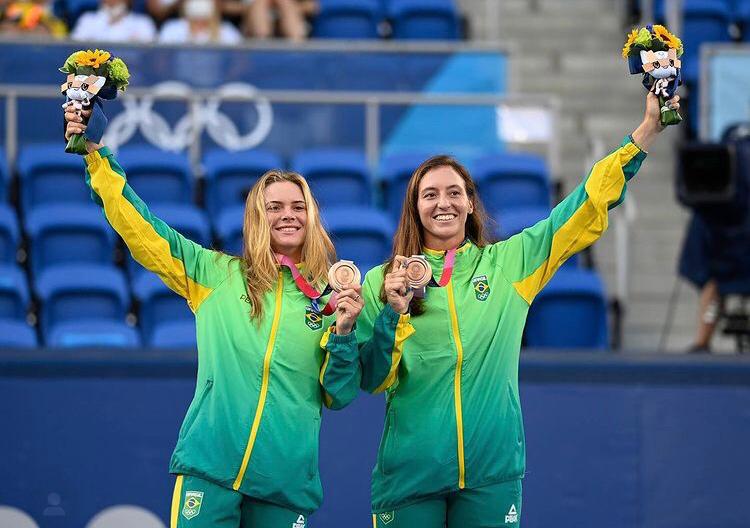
[64,107,101,153]
[384,255,414,314]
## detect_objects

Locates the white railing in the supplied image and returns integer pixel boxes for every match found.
[0,85,560,178]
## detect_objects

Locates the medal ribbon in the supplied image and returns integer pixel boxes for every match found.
[276,254,338,315]
[427,247,457,288]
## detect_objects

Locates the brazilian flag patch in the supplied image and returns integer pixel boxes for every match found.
[472,275,490,301]
[305,306,323,330]
[378,511,395,525]
[182,490,203,520]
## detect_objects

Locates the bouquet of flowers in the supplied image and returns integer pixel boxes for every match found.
[622,24,684,127]
[60,49,130,154]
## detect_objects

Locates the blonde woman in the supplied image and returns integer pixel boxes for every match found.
[64,108,363,527]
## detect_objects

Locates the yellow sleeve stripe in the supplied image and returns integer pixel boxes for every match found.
[86,152,213,312]
[372,313,415,394]
[512,143,641,304]
[319,326,334,408]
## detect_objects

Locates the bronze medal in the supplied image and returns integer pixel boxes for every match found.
[328,260,361,292]
[405,255,432,289]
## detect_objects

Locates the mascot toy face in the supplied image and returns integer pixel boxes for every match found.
[60,73,107,107]
[640,48,681,80]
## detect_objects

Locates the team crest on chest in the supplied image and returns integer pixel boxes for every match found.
[305,306,323,330]
[472,275,491,301]
[378,511,395,525]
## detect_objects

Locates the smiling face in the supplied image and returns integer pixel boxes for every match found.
[264,180,307,262]
[417,165,474,251]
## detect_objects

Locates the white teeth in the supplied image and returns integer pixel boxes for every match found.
[279,227,297,232]
[435,214,456,221]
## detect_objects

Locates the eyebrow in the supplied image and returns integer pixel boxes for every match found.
[421,184,464,193]
[266,200,306,205]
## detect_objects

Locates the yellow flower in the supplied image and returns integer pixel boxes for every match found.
[653,25,683,55]
[622,28,639,58]
[75,49,111,69]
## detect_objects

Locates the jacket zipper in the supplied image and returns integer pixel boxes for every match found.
[232,273,284,490]
[446,279,466,489]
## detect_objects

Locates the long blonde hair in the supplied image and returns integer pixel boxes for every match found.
[240,170,335,320]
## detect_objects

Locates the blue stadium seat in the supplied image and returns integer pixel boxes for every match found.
[681,0,732,85]
[215,205,244,256]
[48,320,141,348]
[525,268,608,349]
[117,146,193,205]
[473,152,551,211]
[388,0,461,40]
[292,148,372,207]
[0,264,29,321]
[133,273,193,344]
[0,205,19,264]
[495,206,550,240]
[150,320,197,349]
[0,320,38,348]
[65,0,99,23]
[17,143,88,210]
[127,205,211,280]
[25,204,115,276]
[313,0,381,39]
[380,152,433,219]
[323,207,394,271]
[495,206,579,268]
[739,1,750,41]
[35,264,130,338]
[203,149,283,218]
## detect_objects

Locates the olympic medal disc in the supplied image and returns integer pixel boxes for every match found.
[328,260,361,292]
[405,255,432,289]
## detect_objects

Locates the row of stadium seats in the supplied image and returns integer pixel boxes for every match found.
[4,144,551,219]
[0,261,607,349]
[313,0,462,40]
[1,201,575,277]
[60,0,462,40]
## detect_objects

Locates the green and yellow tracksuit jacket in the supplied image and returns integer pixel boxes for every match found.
[84,147,361,514]
[358,137,647,512]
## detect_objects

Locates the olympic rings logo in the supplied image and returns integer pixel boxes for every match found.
[104,82,274,152]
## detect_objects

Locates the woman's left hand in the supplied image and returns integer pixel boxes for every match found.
[334,284,364,335]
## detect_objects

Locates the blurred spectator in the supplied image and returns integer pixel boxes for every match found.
[146,0,180,24]
[72,0,156,42]
[0,0,67,37]
[231,0,316,41]
[158,0,241,44]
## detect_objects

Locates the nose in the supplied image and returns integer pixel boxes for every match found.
[437,193,450,209]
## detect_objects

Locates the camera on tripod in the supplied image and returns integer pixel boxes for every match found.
[676,124,750,352]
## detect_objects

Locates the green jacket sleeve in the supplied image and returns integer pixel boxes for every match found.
[319,328,361,410]
[357,269,416,394]
[490,136,647,305]
[83,147,230,313]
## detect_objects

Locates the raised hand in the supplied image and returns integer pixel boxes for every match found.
[63,107,100,152]
[335,284,364,335]
[384,256,414,315]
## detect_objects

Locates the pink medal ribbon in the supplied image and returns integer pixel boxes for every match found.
[429,247,457,287]
[276,254,338,315]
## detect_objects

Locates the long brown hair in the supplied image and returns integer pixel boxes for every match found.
[380,155,492,314]
[240,170,335,320]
